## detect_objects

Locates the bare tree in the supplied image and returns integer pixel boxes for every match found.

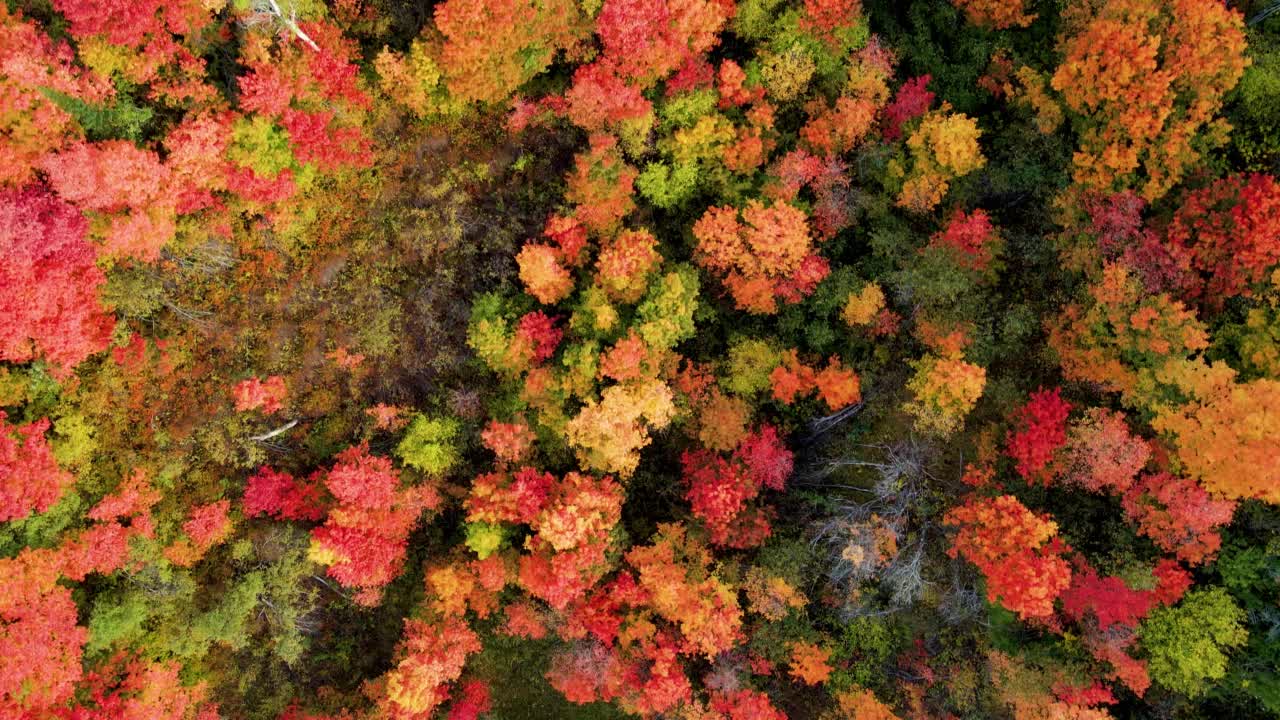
[241,0,321,52]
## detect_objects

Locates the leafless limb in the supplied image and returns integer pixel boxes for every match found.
[249,419,298,442]
[243,0,321,51]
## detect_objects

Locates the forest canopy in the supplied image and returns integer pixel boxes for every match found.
[2,0,1280,718]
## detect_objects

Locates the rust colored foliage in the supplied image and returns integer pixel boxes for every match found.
[0,522,133,715]
[1061,408,1150,494]
[625,523,744,658]
[0,413,75,522]
[681,425,792,548]
[308,444,441,605]
[380,616,482,719]
[242,467,327,522]
[1050,0,1248,200]
[481,420,536,463]
[597,229,663,303]
[1005,388,1073,484]
[1047,263,1208,402]
[517,243,575,305]
[693,200,828,314]
[833,688,900,719]
[232,375,288,414]
[565,62,654,135]
[72,652,213,720]
[946,495,1072,620]
[595,0,731,86]
[1165,173,1280,304]
[432,0,585,103]
[566,135,638,237]
[0,186,113,374]
[951,0,1036,29]
[800,0,864,48]
[929,208,1000,273]
[1122,472,1236,565]
[788,641,833,685]
[769,351,862,411]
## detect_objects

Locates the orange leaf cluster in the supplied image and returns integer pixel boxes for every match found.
[769,351,861,411]
[597,229,663,303]
[481,420,536,464]
[951,0,1036,29]
[1050,0,1248,200]
[945,495,1071,620]
[433,0,586,103]
[787,641,833,685]
[1047,263,1208,402]
[625,523,743,658]
[1150,360,1280,504]
[692,201,828,314]
[381,617,482,719]
[232,375,287,414]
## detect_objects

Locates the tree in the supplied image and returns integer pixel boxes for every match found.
[1047,263,1208,405]
[625,523,743,657]
[788,641,833,685]
[945,495,1071,620]
[564,380,677,477]
[242,467,326,522]
[1050,0,1248,200]
[951,0,1034,29]
[380,617,482,719]
[692,200,827,314]
[595,0,731,86]
[0,186,113,374]
[0,5,112,187]
[1005,388,1073,484]
[894,109,986,212]
[1164,173,1280,304]
[396,415,462,476]
[0,413,75,522]
[432,0,585,103]
[308,444,441,605]
[233,376,288,414]
[41,140,176,261]
[1061,408,1150,494]
[902,354,987,436]
[1150,360,1280,504]
[1139,587,1247,697]
[682,426,792,548]
[1121,473,1235,565]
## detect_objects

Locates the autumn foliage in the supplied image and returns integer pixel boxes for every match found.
[2,0,1278,717]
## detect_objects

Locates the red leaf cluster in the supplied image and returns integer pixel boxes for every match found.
[1005,388,1072,484]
